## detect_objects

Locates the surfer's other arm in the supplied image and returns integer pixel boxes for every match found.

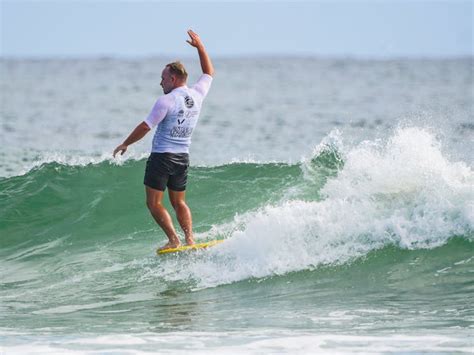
[186,29,214,77]
[113,121,150,157]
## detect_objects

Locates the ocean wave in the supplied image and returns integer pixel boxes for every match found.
[1,126,472,289]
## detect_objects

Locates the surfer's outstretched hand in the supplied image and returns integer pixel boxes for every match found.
[186,29,204,49]
[113,144,127,157]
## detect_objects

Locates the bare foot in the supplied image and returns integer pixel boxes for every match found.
[158,241,181,251]
[185,238,195,246]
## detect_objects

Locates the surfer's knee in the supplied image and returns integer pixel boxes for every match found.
[146,200,163,212]
[171,199,187,211]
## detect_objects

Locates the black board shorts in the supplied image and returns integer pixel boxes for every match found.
[144,153,190,191]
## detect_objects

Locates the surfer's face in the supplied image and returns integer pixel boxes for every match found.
[160,67,175,94]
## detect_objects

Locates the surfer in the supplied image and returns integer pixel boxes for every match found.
[113,30,214,250]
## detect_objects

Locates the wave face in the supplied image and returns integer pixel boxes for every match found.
[1,127,473,351]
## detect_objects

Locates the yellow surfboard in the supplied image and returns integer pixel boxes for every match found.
[157,240,224,255]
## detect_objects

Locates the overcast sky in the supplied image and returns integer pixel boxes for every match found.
[1,1,472,58]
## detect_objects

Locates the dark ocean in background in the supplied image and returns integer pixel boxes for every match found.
[0,57,473,353]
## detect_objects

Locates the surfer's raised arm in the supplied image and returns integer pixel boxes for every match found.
[186,29,214,77]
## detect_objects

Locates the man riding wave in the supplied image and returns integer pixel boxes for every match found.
[113,30,214,251]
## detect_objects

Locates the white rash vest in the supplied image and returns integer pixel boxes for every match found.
[144,74,213,154]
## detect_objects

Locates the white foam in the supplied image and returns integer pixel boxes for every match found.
[0,331,470,354]
[2,149,293,178]
[153,126,473,288]
[7,150,150,177]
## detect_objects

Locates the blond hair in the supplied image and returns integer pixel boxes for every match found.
[166,61,188,81]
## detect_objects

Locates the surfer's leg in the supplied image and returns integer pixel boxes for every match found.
[168,189,194,245]
[145,186,181,249]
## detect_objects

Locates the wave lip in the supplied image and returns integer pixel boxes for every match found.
[0,150,151,179]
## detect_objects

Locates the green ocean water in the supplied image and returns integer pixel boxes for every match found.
[1,57,473,353]
[1,129,473,353]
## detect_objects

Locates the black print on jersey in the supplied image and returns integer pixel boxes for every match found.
[177,110,184,118]
[184,96,194,108]
[178,119,185,125]
[170,126,193,138]
[185,111,198,118]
